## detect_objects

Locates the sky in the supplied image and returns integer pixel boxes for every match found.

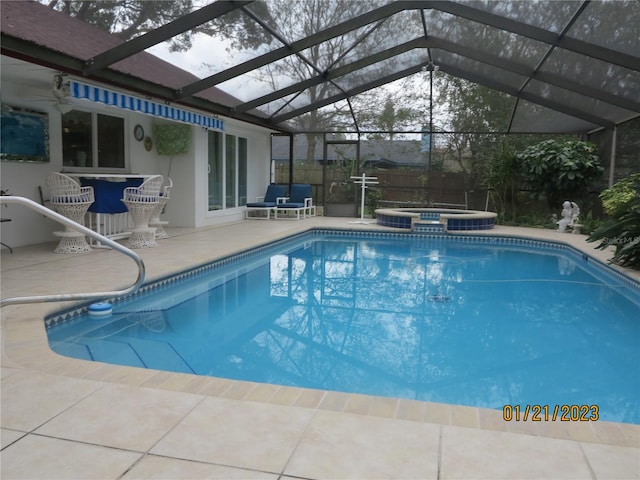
[146,34,271,102]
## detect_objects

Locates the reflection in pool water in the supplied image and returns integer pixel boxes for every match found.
[46,232,640,424]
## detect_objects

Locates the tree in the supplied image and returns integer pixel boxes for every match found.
[358,96,421,141]
[483,141,521,221]
[517,139,604,210]
[43,0,269,52]
[254,0,422,161]
[438,77,514,176]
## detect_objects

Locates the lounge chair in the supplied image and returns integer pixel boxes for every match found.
[274,184,316,220]
[245,184,287,219]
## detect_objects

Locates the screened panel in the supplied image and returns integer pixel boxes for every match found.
[542,50,640,102]
[78,0,638,134]
[461,1,584,33]
[588,128,615,191]
[613,119,640,181]
[272,133,324,201]
[260,94,304,119]
[332,50,424,92]
[425,10,550,66]
[216,56,305,104]
[334,9,424,66]
[524,80,637,125]
[510,100,599,133]
[246,0,396,45]
[271,83,349,119]
[435,51,529,91]
[567,1,640,57]
[146,8,281,81]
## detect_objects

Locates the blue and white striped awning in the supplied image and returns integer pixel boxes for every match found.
[70,80,224,131]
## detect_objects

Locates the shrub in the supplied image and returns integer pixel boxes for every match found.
[588,177,640,268]
[517,139,603,209]
[599,173,640,215]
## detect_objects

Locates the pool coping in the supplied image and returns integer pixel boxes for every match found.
[2,221,639,451]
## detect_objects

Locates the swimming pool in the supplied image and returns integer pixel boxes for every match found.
[46,230,640,424]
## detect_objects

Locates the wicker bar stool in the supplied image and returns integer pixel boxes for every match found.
[121,175,163,248]
[46,173,95,254]
[148,176,172,239]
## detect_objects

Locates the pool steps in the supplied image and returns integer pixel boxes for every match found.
[412,212,447,234]
[376,207,497,231]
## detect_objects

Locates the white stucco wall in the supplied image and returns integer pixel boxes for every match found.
[0,57,275,248]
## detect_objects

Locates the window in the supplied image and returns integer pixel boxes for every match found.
[62,111,125,169]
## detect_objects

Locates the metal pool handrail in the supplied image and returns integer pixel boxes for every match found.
[0,196,145,307]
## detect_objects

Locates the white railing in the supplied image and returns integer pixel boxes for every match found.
[86,212,133,246]
[0,196,145,306]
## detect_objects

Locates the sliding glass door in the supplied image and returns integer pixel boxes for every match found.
[208,131,247,211]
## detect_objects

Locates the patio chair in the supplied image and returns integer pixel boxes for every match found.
[46,172,95,253]
[245,184,287,220]
[149,176,172,238]
[274,184,316,220]
[122,175,163,248]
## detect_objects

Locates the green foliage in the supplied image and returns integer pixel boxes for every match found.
[358,97,421,139]
[366,188,382,217]
[599,173,640,215]
[153,123,191,156]
[437,78,516,176]
[578,211,603,236]
[588,182,640,268]
[483,142,521,221]
[440,78,513,133]
[517,139,603,208]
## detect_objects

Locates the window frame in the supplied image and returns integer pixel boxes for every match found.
[61,108,128,172]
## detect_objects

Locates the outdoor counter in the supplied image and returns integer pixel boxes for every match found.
[63,173,152,243]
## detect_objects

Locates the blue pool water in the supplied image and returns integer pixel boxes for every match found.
[46,231,640,424]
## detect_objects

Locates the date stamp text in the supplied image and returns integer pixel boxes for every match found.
[503,404,599,422]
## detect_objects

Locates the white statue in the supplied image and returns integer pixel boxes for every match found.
[557,201,580,233]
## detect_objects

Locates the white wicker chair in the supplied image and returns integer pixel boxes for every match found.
[121,175,163,248]
[46,173,94,253]
[148,176,172,239]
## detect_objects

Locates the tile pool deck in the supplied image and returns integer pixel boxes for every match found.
[1,217,639,479]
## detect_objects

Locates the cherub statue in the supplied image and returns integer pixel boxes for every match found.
[557,201,580,232]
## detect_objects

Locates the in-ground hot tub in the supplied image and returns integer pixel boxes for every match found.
[375,208,497,231]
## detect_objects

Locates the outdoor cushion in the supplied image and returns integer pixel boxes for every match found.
[277,202,305,208]
[81,177,143,213]
[279,184,312,207]
[246,184,287,207]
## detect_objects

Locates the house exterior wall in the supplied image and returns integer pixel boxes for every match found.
[0,58,274,248]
